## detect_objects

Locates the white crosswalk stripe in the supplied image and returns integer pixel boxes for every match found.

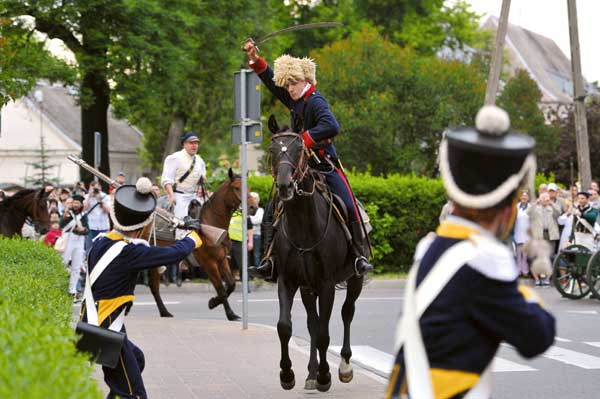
[328,346,536,376]
[542,346,600,369]
[328,342,600,377]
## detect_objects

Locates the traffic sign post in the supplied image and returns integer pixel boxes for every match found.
[233,69,262,330]
[94,132,102,182]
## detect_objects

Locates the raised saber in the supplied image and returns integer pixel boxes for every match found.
[67,154,227,247]
[242,22,343,51]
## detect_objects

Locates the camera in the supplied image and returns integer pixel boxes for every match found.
[93,188,100,194]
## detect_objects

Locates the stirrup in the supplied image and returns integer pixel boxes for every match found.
[354,256,373,276]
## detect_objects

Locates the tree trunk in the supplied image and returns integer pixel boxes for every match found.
[80,69,110,190]
[162,112,187,161]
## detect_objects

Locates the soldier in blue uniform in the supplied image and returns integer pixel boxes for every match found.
[243,41,373,279]
[81,178,202,399]
[386,105,556,399]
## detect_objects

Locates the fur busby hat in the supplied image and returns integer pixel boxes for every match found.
[110,177,156,231]
[439,105,536,209]
[273,54,317,87]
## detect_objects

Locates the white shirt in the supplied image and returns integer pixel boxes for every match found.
[161,149,206,194]
[84,192,111,231]
[513,202,530,244]
[249,207,264,236]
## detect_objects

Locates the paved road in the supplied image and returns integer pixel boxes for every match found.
[127,279,600,398]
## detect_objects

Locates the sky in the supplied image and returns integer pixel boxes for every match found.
[451,0,599,83]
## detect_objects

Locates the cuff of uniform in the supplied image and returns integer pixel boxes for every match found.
[301,131,316,148]
[248,57,268,74]
[186,231,203,249]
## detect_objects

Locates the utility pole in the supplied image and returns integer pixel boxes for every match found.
[567,0,591,189]
[484,0,511,105]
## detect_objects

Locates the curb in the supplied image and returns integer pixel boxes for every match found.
[136,278,406,293]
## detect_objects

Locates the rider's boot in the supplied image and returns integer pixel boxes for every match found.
[249,201,278,282]
[351,221,374,276]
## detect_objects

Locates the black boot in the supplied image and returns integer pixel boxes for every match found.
[351,221,374,276]
[249,201,277,282]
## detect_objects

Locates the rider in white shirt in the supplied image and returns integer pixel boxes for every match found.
[161,131,207,224]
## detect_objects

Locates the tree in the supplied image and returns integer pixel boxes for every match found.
[110,0,279,176]
[24,134,59,187]
[309,28,486,176]
[544,98,600,185]
[354,0,486,55]
[498,69,560,171]
[0,20,73,106]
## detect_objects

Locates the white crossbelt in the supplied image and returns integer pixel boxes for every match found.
[84,241,128,332]
[394,238,494,399]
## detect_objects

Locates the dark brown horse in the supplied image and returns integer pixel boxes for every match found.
[268,117,363,392]
[0,188,50,237]
[144,169,258,320]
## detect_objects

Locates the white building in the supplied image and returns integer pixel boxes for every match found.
[0,83,144,187]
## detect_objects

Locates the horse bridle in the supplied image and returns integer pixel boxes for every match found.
[272,132,334,253]
[271,132,315,197]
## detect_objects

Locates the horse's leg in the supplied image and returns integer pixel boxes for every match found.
[205,258,240,321]
[300,287,319,390]
[149,267,173,318]
[316,284,335,392]
[278,278,298,390]
[220,254,237,297]
[339,274,364,383]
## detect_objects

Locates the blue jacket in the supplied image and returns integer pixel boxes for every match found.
[250,57,340,158]
[387,217,556,399]
[82,231,197,327]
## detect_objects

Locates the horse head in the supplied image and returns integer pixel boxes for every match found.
[29,188,50,234]
[268,115,308,202]
[220,168,258,216]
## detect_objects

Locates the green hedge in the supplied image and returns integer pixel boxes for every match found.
[0,239,102,399]
[249,173,446,273]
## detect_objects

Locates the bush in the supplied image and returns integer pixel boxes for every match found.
[0,238,103,399]
[249,173,446,273]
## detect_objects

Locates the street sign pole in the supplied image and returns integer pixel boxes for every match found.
[232,68,261,330]
[240,70,249,331]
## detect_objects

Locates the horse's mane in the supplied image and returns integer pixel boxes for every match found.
[0,189,36,208]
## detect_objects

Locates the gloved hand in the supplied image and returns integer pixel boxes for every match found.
[182,216,202,231]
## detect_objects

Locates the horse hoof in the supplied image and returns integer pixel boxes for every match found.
[280,370,295,390]
[339,369,353,383]
[339,359,353,383]
[304,379,317,390]
[160,312,173,318]
[208,297,219,309]
[227,312,241,321]
[316,372,331,392]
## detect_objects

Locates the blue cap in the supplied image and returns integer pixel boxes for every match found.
[180,131,199,145]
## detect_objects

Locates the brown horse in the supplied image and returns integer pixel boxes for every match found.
[144,169,258,320]
[0,188,50,237]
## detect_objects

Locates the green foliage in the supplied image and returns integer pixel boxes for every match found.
[310,28,485,176]
[545,98,600,185]
[249,172,446,272]
[0,238,102,399]
[498,69,559,170]
[0,20,75,106]
[354,0,485,55]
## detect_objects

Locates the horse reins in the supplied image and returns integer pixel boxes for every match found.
[272,132,334,253]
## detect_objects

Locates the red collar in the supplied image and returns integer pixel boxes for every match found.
[303,84,316,101]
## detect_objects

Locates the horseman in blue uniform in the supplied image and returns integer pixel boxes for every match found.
[386,105,556,399]
[243,40,373,279]
[81,177,202,399]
